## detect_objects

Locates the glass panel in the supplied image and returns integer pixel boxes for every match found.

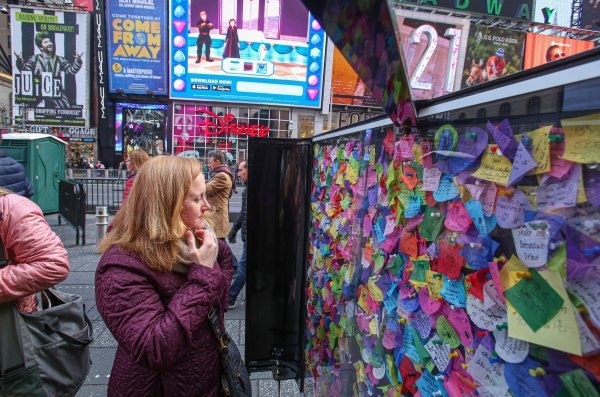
[263,0,280,39]
[242,0,259,30]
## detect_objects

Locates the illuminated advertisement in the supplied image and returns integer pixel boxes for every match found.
[169,0,326,108]
[11,7,89,127]
[106,0,168,95]
[115,102,168,152]
[330,47,379,107]
[396,11,468,100]
[461,25,525,89]
[533,0,573,27]
[523,33,594,69]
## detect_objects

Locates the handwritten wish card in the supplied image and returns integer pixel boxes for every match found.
[421,167,442,192]
[434,175,460,202]
[436,315,460,349]
[421,207,445,241]
[496,189,531,229]
[536,164,581,211]
[467,343,510,393]
[504,269,564,331]
[560,369,600,397]
[507,141,537,186]
[492,328,529,363]
[567,276,600,329]
[467,293,507,331]
[424,334,451,372]
[472,146,512,186]
[507,270,581,355]
[561,113,600,164]
[511,221,550,268]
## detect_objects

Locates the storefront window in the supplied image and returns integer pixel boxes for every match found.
[115,103,168,156]
[298,114,314,138]
[172,103,291,164]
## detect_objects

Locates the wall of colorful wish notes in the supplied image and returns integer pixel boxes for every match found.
[304,115,600,396]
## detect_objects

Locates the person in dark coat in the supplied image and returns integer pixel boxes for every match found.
[0,137,34,197]
[195,10,214,63]
[96,156,234,396]
[223,19,240,59]
[228,160,247,309]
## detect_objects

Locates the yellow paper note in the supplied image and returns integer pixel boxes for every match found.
[561,113,600,164]
[516,126,551,175]
[426,270,444,301]
[500,255,528,290]
[507,270,582,355]
[471,146,512,186]
[346,163,358,184]
[368,278,383,302]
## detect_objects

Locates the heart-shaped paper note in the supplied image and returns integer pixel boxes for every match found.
[496,189,531,229]
[433,175,459,202]
[458,127,488,158]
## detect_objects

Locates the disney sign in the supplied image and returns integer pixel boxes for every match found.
[196,109,270,137]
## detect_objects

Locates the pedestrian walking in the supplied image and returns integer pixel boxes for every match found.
[228,160,248,309]
[122,149,149,203]
[95,156,234,396]
[206,150,235,239]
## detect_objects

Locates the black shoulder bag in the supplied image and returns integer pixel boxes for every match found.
[208,307,251,397]
[0,207,93,397]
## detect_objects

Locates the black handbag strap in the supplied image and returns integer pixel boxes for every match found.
[43,313,94,346]
[208,306,230,354]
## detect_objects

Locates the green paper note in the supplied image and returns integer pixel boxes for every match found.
[420,206,445,241]
[436,316,460,349]
[409,260,430,284]
[504,269,565,332]
[559,369,599,397]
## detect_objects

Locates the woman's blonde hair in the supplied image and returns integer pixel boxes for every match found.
[128,149,150,171]
[99,156,202,271]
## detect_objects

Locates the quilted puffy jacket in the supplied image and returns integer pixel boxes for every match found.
[0,194,69,312]
[0,150,34,198]
[95,239,234,397]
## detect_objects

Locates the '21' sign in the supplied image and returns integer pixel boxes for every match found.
[408,24,462,94]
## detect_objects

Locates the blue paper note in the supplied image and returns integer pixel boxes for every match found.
[433,175,459,202]
[404,194,422,219]
[465,199,488,236]
[441,275,467,308]
[415,370,448,397]
[504,357,547,397]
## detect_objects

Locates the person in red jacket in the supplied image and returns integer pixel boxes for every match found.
[96,156,234,396]
[121,149,149,203]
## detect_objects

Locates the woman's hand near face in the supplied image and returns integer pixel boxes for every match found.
[186,229,217,268]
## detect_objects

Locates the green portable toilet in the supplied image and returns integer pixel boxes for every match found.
[0,133,66,213]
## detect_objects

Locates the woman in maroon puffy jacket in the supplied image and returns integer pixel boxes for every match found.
[96,156,234,396]
[121,149,149,203]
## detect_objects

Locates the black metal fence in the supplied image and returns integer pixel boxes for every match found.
[58,179,86,245]
[68,167,241,215]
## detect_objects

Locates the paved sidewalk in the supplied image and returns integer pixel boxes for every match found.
[47,214,309,397]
